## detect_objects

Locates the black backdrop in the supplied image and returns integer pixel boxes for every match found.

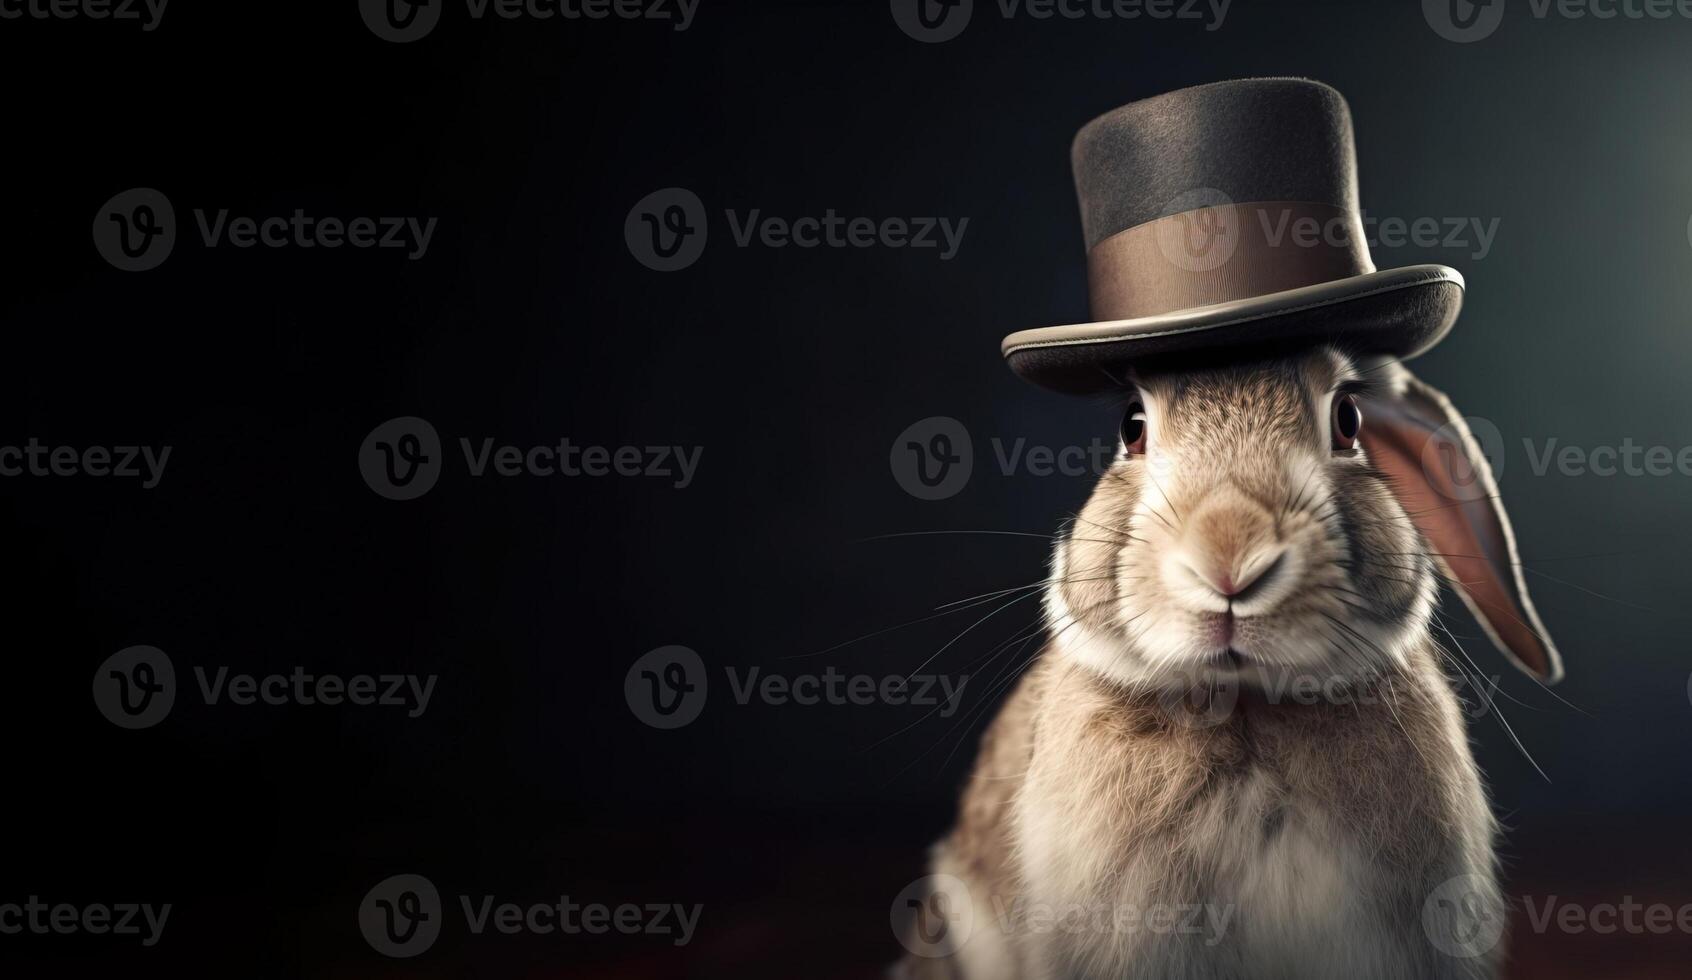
[4,0,1692,976]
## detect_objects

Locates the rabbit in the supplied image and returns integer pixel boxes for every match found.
[893,346,1563,980]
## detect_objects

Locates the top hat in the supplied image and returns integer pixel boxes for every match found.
[1002,78,1463,394]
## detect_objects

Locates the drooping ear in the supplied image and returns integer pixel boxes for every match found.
[1359,362,1563,684]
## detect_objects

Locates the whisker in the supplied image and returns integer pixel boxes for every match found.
[901,590,1046,681]
[1429,615,1550,782]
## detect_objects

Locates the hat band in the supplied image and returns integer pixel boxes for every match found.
[1087,201,1375,321]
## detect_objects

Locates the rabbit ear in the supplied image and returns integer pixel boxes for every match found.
[1360,365,1564,684]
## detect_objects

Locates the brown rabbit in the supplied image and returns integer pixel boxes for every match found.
[893,349,1562,980]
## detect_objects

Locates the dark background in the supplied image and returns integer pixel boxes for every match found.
[3,0,1690,975]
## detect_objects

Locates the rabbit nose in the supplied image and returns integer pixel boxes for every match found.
[1175,546,1289,609]
[1163,486,1292,612]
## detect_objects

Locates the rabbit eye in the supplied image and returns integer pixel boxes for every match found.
[1122,403,1148,455]
[1332,393,1362,450]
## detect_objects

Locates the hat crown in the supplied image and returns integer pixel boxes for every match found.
[1072,78,1360,250]
[1002,78,1463,396]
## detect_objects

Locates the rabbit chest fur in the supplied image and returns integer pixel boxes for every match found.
[922,642,1500,980]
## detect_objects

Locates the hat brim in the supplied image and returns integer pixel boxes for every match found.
[1002,264,1463,395]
